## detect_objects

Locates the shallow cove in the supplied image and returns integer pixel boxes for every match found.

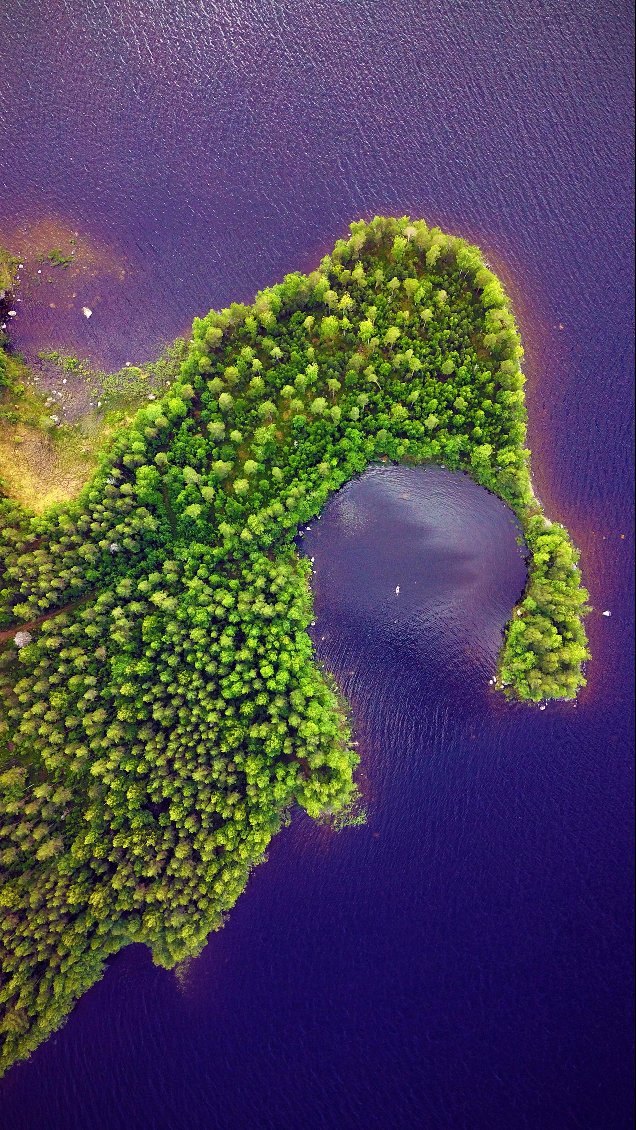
[299,464,529,718]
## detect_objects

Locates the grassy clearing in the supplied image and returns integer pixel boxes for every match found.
[0,248,18,296]
[0,340,187,513]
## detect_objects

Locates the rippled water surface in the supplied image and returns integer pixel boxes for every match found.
[0,2,634,1128]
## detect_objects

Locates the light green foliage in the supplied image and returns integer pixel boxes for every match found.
[0,248,18,297]
[320,315,339,340]
[0,216,589,1075]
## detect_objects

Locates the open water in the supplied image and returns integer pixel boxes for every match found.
[0,2,634,1128]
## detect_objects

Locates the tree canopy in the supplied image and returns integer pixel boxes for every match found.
[0,216,589,1075]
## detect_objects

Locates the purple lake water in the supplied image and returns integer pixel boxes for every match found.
[0,1,634,1127]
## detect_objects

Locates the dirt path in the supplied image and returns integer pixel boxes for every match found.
[0,594,93,644]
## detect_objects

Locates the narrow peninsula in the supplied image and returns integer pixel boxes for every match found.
[0,217,590,1074]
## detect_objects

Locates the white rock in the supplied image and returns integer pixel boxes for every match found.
[602,610,612,617]
[8,310,17,317]
[395,585,400,594]
[82,306,92,318]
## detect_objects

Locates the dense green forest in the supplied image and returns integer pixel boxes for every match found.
[0,216,589,1074]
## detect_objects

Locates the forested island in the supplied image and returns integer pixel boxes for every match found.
[0,217,590,1074]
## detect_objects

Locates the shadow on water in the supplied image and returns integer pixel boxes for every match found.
[298,464,528,725]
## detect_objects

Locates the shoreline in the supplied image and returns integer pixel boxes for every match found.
[0,215,592,1077]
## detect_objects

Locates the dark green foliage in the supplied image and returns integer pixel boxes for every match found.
[44,248,73,269]
[0,216,589,1074]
